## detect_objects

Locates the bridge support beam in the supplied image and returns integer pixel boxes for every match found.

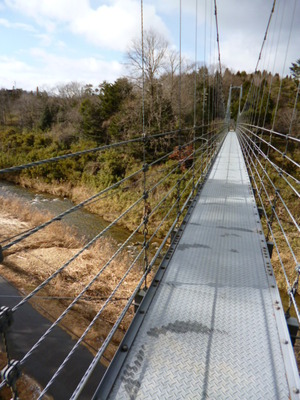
[286,317,299,347]
[267,241,274,258]
[133,288,147,313]
[171,228,178,242]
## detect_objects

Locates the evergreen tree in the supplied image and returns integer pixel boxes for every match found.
[290,59,300,82]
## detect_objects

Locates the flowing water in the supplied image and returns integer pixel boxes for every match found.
[0,180,142,245]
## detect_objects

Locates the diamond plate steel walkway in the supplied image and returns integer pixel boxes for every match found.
[95,132,300,399]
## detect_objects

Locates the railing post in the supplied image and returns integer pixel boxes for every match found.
[286,316,299,347]
[266,189,279,243]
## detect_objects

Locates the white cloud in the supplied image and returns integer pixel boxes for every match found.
[4,0,90,23]
[0,50,125,90]
[0,17,36,32]
[71,0,169,51]
[0,55,33,89]
[34,33,52,46]
[4,0,89,33]
[56,40,67,49]
[4,0,170,51]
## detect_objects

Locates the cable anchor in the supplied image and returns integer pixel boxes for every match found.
[291,264,300,293]
[142,163,149,173]
[266,189,279,241]
[1,359,21,396]
[286,264,300,317]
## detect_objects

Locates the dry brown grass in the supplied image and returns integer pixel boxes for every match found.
[0,196,146,399]
[8,167,179,238]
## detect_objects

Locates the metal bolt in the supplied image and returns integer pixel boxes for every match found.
[293,388,300,394]
[121,345,128,352]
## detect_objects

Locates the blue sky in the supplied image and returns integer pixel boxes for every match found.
[0,0,299,91]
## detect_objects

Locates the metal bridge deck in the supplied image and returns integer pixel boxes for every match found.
[95,132,300,399]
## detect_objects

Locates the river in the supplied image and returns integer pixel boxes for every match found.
[0,180,143,246]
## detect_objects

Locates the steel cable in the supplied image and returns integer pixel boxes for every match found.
[237,126,300,193]
[271,0,297,132]
[12,195,144,313]
[240,0,277,117]
[239,125,300,170]
[19,159,191,367]
[37,242,145,399]
[238,128,300,233]
[239,123,300,144]
[70,178,193,400]
[240,137,293,288]
[37,168,191,398]
[238,131,300,323]
[1,167,143,251]
[1,132,218,251]
[21,126,224,398]
[238,129,298,264]
[0,130,186,176]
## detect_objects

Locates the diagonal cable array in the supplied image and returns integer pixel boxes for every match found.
[237,127,300,318]
[237,0,300,333]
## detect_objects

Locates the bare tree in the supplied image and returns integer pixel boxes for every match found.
[126,29,170,131]
[163,48,180,106]
[56,82,85,99]
[14,92,44,129]
[127,29,169,87]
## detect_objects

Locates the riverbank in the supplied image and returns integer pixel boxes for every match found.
[3,161,177,239]
[0,196,145,399]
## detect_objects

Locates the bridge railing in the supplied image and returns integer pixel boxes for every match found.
[0,122,227,398]
[237,123,300,327]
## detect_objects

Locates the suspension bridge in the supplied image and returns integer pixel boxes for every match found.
[0,0,300,399]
